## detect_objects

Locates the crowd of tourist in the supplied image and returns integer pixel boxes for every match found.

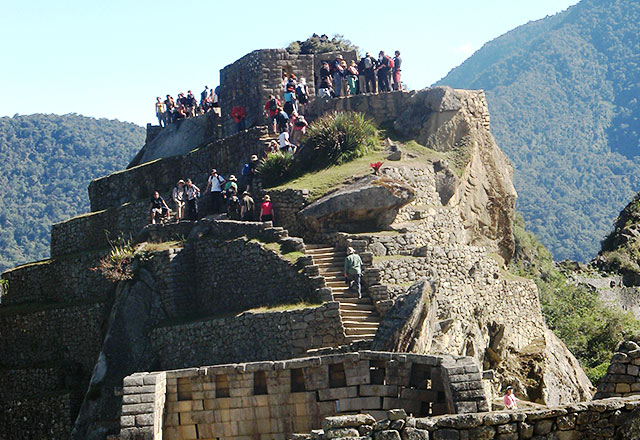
[155,85,220,127]
[149,154,273,225]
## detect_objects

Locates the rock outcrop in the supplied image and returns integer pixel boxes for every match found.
[299,176,415,233]
[395,87,517,263]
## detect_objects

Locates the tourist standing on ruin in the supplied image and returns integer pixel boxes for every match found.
[240,191,255,221]
[263,95,281,134]
[362,52,377,93]
[184,179,200,220]
[292,114,308,146]
[275,107,289,134]
[155,97,166,127]
[164,95,174,124]
[393,51,402,91]
[205,169,226,214]
[172,180,186,221]
[504,386,517,410]
[295,78,309,114]
[200,86,210,110]
[259,195,274,222]
[241,155,259,192]
[331,55,345,97]
[150,191,170,224]
[377,51,392,92]
[346,60,359,95]
[231,105,247,132]
[344,247,363,298]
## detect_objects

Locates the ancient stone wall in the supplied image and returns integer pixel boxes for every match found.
[294,397,640,440]
[150,302,346,370]
[116,351,487,440]
[1,249,113,305]
[89,126,268,212]
[0,393,74,440]
[595,341,640,399]
[0,302,106,371]
[306,91,414,125]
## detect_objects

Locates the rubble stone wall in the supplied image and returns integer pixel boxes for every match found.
[595,341,640,399]
[0,393,74,440]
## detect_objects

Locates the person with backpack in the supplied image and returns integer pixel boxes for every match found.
[240,192,255,221]
[275,108,289,134]
[227,193,242,220]
[263,95,281,134]
[393,50,403,91]
[224,175,238,198]
[331,55,345,97]
[292,114,308,146]
[200,85,210,110]
[344,247,363,298]
[295,78,309,114]
[231,105,247,132]
[361,52,377,93]
[242,155,259,192]
[377,51,393,92]
[205,168,226,214]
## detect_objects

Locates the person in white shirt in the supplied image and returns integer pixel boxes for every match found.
[278,131,296,154]
[172,180,186,220]
[184,179,200,220]
[205,168,226,214]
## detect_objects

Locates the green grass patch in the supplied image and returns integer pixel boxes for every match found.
[143,240,185,253]
[245,301,323,314]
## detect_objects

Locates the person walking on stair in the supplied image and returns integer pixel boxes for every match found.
[344,247,363,298]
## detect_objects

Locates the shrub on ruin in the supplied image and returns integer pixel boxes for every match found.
[92,236,140,282]
[302,111,378,170]
[256,151,296,187]
[286,34,357,55]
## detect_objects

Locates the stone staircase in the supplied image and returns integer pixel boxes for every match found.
[306,244,380,343]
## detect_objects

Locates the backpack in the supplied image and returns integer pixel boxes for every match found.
[363,57,373,69]
[386,56,394,69]
[269,98,278,111]
[241,163,251,176]
[225,184,237,197]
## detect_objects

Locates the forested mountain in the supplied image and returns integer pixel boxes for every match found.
[438,0,640,262]
[0,114,144,272]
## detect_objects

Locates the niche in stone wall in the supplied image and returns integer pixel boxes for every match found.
[329,363,347,388]
[370,360,386,385]
[409,363,431,389]
[177,377,193,401]
[254,370,268,395]
[215,374,230,398]
[291,368,306,393]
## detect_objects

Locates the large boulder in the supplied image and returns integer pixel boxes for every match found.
[298,176,415,233]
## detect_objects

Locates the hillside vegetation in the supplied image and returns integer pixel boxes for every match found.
[0,114,144,272]
[438,0,640,262]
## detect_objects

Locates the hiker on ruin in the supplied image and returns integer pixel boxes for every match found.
[278,130,296,154]
[213,86,220,107]
[504,386,517,410]
[263,95,281,134]
[184,179,200,220]
[265,140,279,156]
[392,50,402,91]
[285,74,297,100]
[283,98,296,119]
[292,114,308,146]
[318,62,334,98]
[205,168,226,214]
[200,86,210,110]
[240,191,255,221]
[150,190,170,224]
[344,247,363,298]
[275,107,289,134]
[241,155,259,192]
[231,104,247,132]
[155,97,166,127]
[227,193,242,220]
[186,91,198,117]
[331,54,345,97]
[164,95,174,124]
[259,194,274,222]
[346,60,359,96]
[172,180,186,221]
[377,51,393,92]
[223,175,238,201]
[295,78,309,114]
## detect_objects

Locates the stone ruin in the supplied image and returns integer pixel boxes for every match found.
[1,45,633,440]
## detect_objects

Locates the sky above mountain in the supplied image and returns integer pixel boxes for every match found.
[2,0,577,127]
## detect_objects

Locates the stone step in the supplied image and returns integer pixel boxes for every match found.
[317,263,344,270]
[306,244,333,249]
[339,302,377,312]
[307,247,336,253]
[345,328,378,336]
[337,297,374,305]
[342,320,380,328]
[340,308,377,316]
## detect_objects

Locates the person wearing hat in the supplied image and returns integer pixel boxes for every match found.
[172,179,186,220]
[223,175,239,212]
[259,194,274,222]
[344,247,363,298]
[205,168,226,214]
[242,155,260,192]
[331,54,345,97]
[240,191,255,221]
[184,179,200,221]
[504,386,517,410]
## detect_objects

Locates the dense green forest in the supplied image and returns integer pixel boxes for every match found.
[438,0,640,262]
[0,114,144,272]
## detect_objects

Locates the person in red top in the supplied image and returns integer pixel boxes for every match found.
[263,95,281,134]
[259,194,274,222]
[231,105,247,132]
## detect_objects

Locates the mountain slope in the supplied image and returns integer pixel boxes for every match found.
[438,0,640,261]
[0,114,144,272]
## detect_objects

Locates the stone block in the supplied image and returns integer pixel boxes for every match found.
[533,420,553,435]
[388,409,408,421]
[121,403,154,415]
[360,384,399,397]
[338,396,382,412]
[375,430,402,440]
[433,429,460,440]
[322,414,377,430]
[556,414,576,430]
[402,427,430,440]
[179,425,197,439]
[469,425,496,440]
[628,364,640,376]
[400,389,439,402]
[134,414,154,427]
[616,383,632,393]
[318,386,359,401]
[326,427,361,438]
[121,415,135,428]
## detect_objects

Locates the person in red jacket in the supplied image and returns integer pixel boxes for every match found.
[231,105,247,132]
[263,95,281,134]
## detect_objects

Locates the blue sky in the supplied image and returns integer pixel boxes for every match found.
[1,0,578,127]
